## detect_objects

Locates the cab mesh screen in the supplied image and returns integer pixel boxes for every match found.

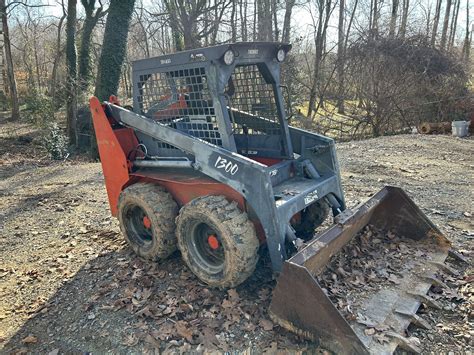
[136,67,222,147]
[226,65,280,135]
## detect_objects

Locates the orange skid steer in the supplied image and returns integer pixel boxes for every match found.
[90,42,459,354]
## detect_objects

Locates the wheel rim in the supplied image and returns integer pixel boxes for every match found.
[123,204,153,247]
[188,222,225,274]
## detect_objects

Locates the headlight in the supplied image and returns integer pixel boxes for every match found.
[223,49,235,65]
[277,48,286,62]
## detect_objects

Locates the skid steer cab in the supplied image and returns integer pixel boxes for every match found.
[90,42,458,354]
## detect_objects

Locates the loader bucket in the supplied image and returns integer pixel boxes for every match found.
[269,186,453,354]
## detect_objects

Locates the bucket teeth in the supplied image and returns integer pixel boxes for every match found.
[448,249,469,263]
[394,309,431,330]
[429,261,458,276]
[386,331,422,354]
[422,275,448,289]
[407,291,442,310]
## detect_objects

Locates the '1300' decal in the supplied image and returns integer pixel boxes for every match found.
[215,156,239,175]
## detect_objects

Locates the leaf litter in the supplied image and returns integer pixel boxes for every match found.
[1,127,472,354]
[317,224,471,351]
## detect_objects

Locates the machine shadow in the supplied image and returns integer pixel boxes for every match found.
[2,247,315,353]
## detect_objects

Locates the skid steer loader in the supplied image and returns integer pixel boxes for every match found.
[89,42,459,354]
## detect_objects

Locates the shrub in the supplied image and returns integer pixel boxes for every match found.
[25,91,55,125]
[43,123,69,160]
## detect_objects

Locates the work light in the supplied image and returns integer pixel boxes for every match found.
[223,49,235,65]
[277,48,286,62]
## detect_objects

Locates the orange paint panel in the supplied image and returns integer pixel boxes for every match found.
[252,157,282,166]
[130,170,267,242]
[132,170,244,207]
[90,97,130,216]
[114,128,141,160]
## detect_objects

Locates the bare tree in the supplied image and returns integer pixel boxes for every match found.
[440,0,452,49]
[66,0,77,145]
[307,0,335,118]
[282,0,296,43]
[50,1,66,105]
[447,0,460,49]
[398,0,409,38]
[258,0,272,41]
[79,0,106,92]
[239,0,247,41]
[462,0,471,60]
[163,0,230,50]
[1,0,20,121]
[369,0,380,37]
[336,0,345,113]
[389,0,399,38]
[431,0,442,46]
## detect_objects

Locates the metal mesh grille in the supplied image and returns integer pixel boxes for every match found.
[226,65,281,135]
[136,67,222,147]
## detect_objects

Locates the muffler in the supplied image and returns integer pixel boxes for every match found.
[269,186,454,354]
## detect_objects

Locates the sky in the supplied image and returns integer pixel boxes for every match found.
[32,0,473,48]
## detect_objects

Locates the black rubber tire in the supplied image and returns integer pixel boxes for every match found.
[118,183,178,260]
[175,195,259,288]
[293,199,331,240]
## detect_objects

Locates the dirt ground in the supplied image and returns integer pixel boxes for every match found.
[0,118,472,354]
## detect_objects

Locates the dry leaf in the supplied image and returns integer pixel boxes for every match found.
[259,319,273,331]
[228,288,240,303]
[364,328,375,336]
[175,321,193,342]
[221,298,233,308]
[144,333,161,349]
[22,335,38,344]
[122,333,139,347]
[262,341,278,354]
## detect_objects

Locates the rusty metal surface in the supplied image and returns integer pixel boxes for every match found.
[269,186,452,354]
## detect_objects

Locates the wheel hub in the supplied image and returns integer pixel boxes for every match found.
[143,216,151,229]
[207,234,219,250]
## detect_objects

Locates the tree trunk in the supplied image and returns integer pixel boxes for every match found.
[398,0,409,38]
[462,0,470,60]
[440,0,452,50]
[344,0,358,50]
[431,0,442,46]
[163,0,184,51]
[282,0,296,43]
[272,0,279,41]
[257,0,272,41]
[371,0,379,37]
[93,0,135,158]
[447,0,460,49]
[307,0,329,118]
[253,0,257,41]
[231,0,236,42]
[337,0,345,113]
[79,0,103,93]
[1,0,20,121]
[94,0,135,101]
[240,0,247,41]
[51,10,66,106]
[66,0,78,146]
[389,0,399,38]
